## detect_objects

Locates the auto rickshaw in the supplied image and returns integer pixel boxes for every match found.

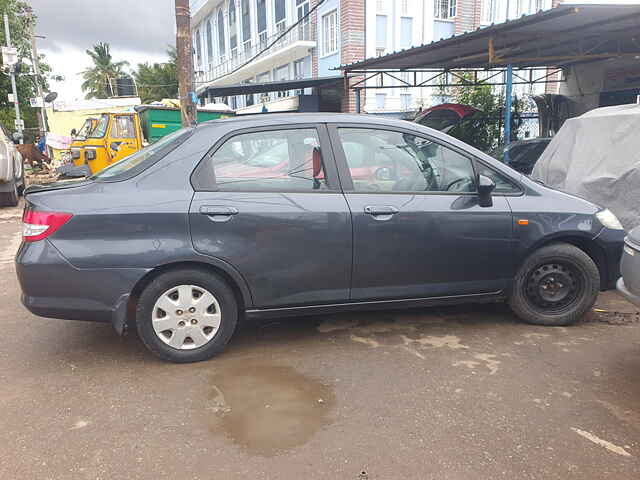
[84,112,144,175]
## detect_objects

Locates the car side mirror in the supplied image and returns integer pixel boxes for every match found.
[477,174,495,207]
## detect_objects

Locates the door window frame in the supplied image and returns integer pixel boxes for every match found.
[191,123,343,193]
[326,123,523,196]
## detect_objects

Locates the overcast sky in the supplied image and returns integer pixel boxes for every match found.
[30,0,177,101]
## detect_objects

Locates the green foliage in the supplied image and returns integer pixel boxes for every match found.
[448,73,523,153]
[0,0,52,136]
[80,42,129,99]
[133,46,178,103]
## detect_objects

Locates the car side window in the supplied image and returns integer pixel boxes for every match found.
[337,128,476,193]
[475,162,521,194]
[210,129,328,191]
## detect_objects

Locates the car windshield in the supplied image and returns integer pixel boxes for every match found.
[91,127,192,180]
[88,115,109,138]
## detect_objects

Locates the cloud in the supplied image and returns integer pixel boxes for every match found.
[30,0,176,55]
[28,0,176,101]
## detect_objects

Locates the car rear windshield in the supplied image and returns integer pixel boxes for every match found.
[91,127,193,181]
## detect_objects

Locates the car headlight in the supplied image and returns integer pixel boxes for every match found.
[596,209,624,230]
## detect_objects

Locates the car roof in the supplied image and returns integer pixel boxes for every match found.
[195,112,415,130]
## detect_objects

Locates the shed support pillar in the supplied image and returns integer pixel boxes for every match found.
[503,63,513,163]
[355,89,361,113]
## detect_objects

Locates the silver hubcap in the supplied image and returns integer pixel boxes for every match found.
[152,285,221,350]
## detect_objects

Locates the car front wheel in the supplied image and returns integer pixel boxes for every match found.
[508,243,600,326]
[136,269,238,363]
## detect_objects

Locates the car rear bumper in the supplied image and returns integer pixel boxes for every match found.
[617,237,640,306]
[16,239,150,333]
[616,277,640,307]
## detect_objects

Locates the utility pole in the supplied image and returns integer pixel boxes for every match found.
[30,29,48,136]
[3,14,23,143]
[175,0,196,127]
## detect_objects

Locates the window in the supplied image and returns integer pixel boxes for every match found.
[375,93,386,109]
[337,128,476,193]
[376,47,386,57]
[275,0,286,24]
[297,0,310,40]
[434,0,456,19]
[400,93,412,111]
[241,0,251,42]
[535,0,544,11]
[195,29,202,66]
[481,0,495,24]
[322,10,338,55]
[257,0,267,46]
[228,0,237,51]
[400,17,412,49]
[217,10,226,57]
[206,19,214,64]
[111,115,135,138]
[89,115,109,138]
[209,129,327,191]
[376,0,384,12]
[475,163,521,194]
[376,15,387,48]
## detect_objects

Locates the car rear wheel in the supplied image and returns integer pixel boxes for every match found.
[508,243,600,326]
[136,269,238,363]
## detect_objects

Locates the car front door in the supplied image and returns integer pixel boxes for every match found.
[189,124,352,308]
[328,124,515,301]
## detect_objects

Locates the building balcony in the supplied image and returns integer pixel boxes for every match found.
[195,23,315,94]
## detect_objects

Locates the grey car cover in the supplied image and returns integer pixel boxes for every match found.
[532,103,640,230]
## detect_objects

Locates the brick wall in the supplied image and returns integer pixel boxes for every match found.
[339,0,365,112]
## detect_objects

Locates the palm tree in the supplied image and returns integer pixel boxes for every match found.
[80,42,129,99]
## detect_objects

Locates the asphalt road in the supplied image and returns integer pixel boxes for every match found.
[1,202,639,479]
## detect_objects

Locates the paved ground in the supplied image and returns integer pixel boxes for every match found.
[1,202,640,479]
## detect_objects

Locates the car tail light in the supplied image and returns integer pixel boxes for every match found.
[22,210,73,243]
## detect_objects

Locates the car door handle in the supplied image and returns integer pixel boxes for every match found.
[364,205,399,216]
[200,206,239,216]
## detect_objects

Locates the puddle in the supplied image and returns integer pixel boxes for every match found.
[206,364,334,456]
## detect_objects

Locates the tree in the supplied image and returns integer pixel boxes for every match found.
[133,47,178,103]
[80,42,129,99]
[0,0,52,139]
[447,73,524,153]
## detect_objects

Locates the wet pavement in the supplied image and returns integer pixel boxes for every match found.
[1,202,640,479]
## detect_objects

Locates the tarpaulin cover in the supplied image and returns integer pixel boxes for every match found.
[532,104,640,230]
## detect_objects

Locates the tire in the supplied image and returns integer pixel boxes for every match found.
[0,181,18,207]
[17,168,25,196]
[508,243,600,326]
[135,269,238,363]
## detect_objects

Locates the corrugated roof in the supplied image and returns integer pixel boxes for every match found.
[338,4,640,71]
[201,75,345,96]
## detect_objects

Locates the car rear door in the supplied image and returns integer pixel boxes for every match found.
[328,123,515,301]
[189,123,352,308]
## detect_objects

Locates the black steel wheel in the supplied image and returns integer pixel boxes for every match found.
[509,243,600,326]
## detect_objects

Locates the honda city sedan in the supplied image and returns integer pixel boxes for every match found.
[16,113,625,363]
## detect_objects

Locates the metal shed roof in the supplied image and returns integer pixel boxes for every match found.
[201,75,344,97]
[338,4,640,71]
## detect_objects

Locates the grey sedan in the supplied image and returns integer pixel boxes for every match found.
[16,113,625,363]
[617,226,640,306]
